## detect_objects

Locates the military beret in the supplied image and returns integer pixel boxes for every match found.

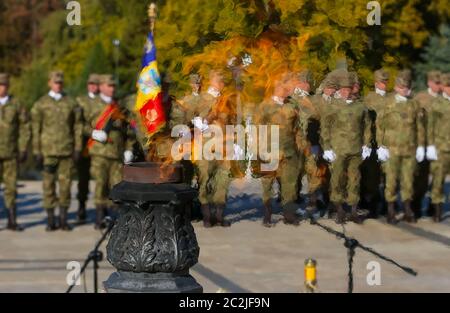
[99,74,116,85]
[374,69,389,82]
[189,74,201,85]
[440,73,450,86]
[322,74,339,89]
[49,71,64,83]
[297,70,313,84]
[0,73,10,85]
[395,69,412,87]
[427,71,441,83]
[87,73,100,84]
[337,72,354,88]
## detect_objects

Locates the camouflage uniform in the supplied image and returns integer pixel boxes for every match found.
[169,74,203,188]
[0,74,31,230]
[75,74,100,220]
[412,71,442,216]
[378,71,425,223]
[31,71,83,230]
[319,72,371,223]
[288,71,323,208]
[184,85,233,227]
[320,99,371,205]
[82,93,135,211]
[258,96,301,224]
[361,69,390,216]
[428,73,450,222]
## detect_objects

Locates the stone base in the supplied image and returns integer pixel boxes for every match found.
[103,271,203,293]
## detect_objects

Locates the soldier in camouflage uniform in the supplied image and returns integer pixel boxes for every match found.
[412,71,442,218]
[427,73,450,222]
[183,70,232,228]
[0,73,30,231]
[75,74,100,224]
[288,70,323,214]
[170,74,202,185]
[319,71,372,224]
[82,75,136,229]
[376,70,425,224]
[361,69,390,217]
[258,75,302,225]
[31,71,83,231]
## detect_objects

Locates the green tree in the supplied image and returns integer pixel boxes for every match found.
[413,24,450,90]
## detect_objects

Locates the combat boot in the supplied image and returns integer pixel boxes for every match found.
[215,204,231,227]
[334,203,346,225]
[200,204,212,228]
[76,202,87,225]
[387,202,398,225]
[263,201,272,228]
[6,207,24,232]
[283,203,300,226]
[95,205,106,230]
[403,200,417,223]
[349,205,363,224]
[59,207,73,231]
[433,203,443,223]
[46,209,58,232]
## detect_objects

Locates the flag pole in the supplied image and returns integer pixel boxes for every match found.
[148,3,157,34]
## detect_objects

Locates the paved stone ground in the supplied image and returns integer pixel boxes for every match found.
[0,180,449,293]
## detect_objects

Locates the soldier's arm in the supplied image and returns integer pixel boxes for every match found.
[169,99,186,129]
[320,111,332,151]
[18,102,31,154]
[362,108,372,147]
[415,101,426,147]
[427,105,439,147]
[30,101,42,156]
[72,100,83,153]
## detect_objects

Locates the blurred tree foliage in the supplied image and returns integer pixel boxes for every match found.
[1,0,449,107]
[413,24,450,90]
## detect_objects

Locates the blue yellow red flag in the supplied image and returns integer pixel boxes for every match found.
[135,32,166,139]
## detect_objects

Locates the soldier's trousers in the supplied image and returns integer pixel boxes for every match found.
[0,158,18,209]
[383,155,416,203]
[196,160,231,205]
[430,151,450,205]
[77,155,91,205]
[90,156,122,207]
[261,156,301,212]
[329,154,361,206]
[298,153,322,194]
[42,156,74,210]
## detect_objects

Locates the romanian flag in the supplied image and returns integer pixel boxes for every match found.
[135,32,166,139]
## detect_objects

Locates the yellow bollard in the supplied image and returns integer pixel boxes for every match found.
[304,258,317,293]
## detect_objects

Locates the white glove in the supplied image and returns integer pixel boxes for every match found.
[377,146,390,162]
[323,150,337,163]
[426,145,438,161]
[124,150,134,164]
[233,144,245,161]
[192,117,209,132]
[92,130,107,143]
[416,146,425,163]
[362,145,372,160]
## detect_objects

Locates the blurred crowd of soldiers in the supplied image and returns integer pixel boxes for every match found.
[0,72,136,231]
[0,62,449,232]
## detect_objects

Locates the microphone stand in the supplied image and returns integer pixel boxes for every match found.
[308,215,417,293]
[66,217,115,293]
